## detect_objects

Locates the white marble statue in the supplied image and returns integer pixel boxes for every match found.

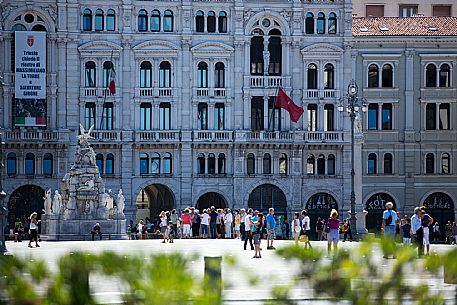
[43,189,52,215]
[105,189,114,210]
[78,124,94,146]
[263,50,270,75]
[78,179,95,191]
[117,189,125,214]
[354,112,362,134]
[52,190,62,214]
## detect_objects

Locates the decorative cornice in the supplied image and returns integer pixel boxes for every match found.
[301,43,344,55]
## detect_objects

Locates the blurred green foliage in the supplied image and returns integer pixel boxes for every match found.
[1,238,456,305]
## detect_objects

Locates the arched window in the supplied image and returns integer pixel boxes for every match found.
[197,62,208,88]
[96,154,104,174]
[317,154,325,175]
[105,153,114,174]
[268,30,282,76]
[439,64,451,87]
[85,61,96,87]
[138,9,148,32]
[368,64,379,88]
[307,64,318,89]
[208,153,216,174]
[215,62,225,88]
[327,154,335,175]
[7,153,17,176]
[151,9,160,32]
[106,9,115,31]
[83,9,92,31]
[25,153,35,175]
[218,11,227,33]
[218,153,226,174]
[368,153,377,174]
[307,155,315,175]
[324,63,334,89]
[12,24,27,31]
[263,153,271,174]
[43,153,53,177]
[207,11,216,33]
[426,153,435,174]
[164,10,173,32]
[151,152,160,174]
[197,153,205,174]
[317,12,325,34]
[103,61,114,88]
[442,153,450,174]
[140,153,149,174]
[279,153,288,175]
[31,24,46,31]
[382,64,393,88]
[163,152,172,174]
[305,12,314,34]
[159,61,171,88]
[196,10,204,32]
[95,9,104,31]
[426,64,437,87]
[247,153,255,175]
[328,12,337,34]
[384,153,393,174]
[140,61,153,88]
[250,36,264,75]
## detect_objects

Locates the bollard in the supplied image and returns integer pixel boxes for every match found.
[204,256,222,302]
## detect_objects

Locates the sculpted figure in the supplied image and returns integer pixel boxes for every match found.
[52,190,62,214]
[263,50,270,75]
[43,189,52,215]
[79,179,95,191]
[105,189,114,210]
[78,124,94,146]
[117,189,125,214]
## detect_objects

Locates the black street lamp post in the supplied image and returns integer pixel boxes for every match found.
[338,80,366,237]
[0,131,7,253]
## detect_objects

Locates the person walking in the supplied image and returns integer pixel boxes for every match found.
[401,217,412,245]
[181,209,192,239]
[411,207,423,257]
[28,212,40,248]
[301,210,312,249]
[240,209,246,241]
[343,219,353,242]
[209,206,218,239]
[234,210,241,239]
[224,209,233,239]
[419,207,434,255]
[170,209,178,237]
[291,212,301,244]
[192,209,201,238]
[326,209,340,255]
[243,208,254,251]
[382,202,398,258]
[316,217,324,241]
[266,208,276,250]
[445,221,453,244]
[252,219,262,258]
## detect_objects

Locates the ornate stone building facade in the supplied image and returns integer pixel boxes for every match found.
[1,0,455,234]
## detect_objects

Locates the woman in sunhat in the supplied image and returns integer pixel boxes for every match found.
[28,212,40,248]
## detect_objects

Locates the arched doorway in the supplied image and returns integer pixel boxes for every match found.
[196,192,227,211]
[305,193,338,239]
[365,193,396,233]
[136,184,175,224]
[422,193,455,236]
[248,184,287,216]
[7,185,45,226]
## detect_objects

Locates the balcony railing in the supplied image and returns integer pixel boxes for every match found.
[4,130,70,142]
[80,87,118,98]
[194,130,233,141]
[302,131,344,142]
[305,89,339,99]
[135,130,181,142]
[249,76,288,88]
[91,130,122,141]
[136,87,176,98]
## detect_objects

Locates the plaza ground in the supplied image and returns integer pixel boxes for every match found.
[5,239,457,304]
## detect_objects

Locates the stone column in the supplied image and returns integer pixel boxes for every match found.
[243,95,250,129]
[57,38,67,129]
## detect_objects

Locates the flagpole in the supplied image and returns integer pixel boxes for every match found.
[269,85,280,131]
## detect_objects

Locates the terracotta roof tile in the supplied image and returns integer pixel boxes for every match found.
[352,17,457,36]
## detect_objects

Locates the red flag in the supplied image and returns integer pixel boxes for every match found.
[108,61,116,95]
[275,87,304,123]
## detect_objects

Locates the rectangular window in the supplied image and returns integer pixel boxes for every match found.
[85,103,96,129]
[251,97,264,131]
[140,103,152,130]
[399,5,418,17]
[426,104,436,130]
[7,158,16,175]
[382,104,392,130]
[159,68,171,88]
[307,104,317,131]
[439,103,450,130]
[366,5,384,17]
[159,103,171,130]
[197,103,208,130]
[324,104,334,131]
[433,5,451,16]
[268,97,281,131]
[215,103,225,130]
[368,104,378,130]
[101,103,113,130]
[368,159,376,174]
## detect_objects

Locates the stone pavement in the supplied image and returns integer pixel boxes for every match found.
[5,239,457,304]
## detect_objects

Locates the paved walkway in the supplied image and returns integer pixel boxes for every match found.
[5,239,457,304]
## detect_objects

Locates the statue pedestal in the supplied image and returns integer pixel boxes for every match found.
[42,217,127,241]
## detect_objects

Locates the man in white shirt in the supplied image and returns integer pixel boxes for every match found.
[224,209,233,238]
[243,208,254,250]
[301,210,312,249]
[200,209,210,239]
[410,207,423,256]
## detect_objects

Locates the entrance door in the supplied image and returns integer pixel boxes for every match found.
[248,184,287,216]
[136,184,175,224]
[7,185,45,225]
[196,192,227,211]
[423,193,455,240]
[365,193,396,234]
[305,193,338,240]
